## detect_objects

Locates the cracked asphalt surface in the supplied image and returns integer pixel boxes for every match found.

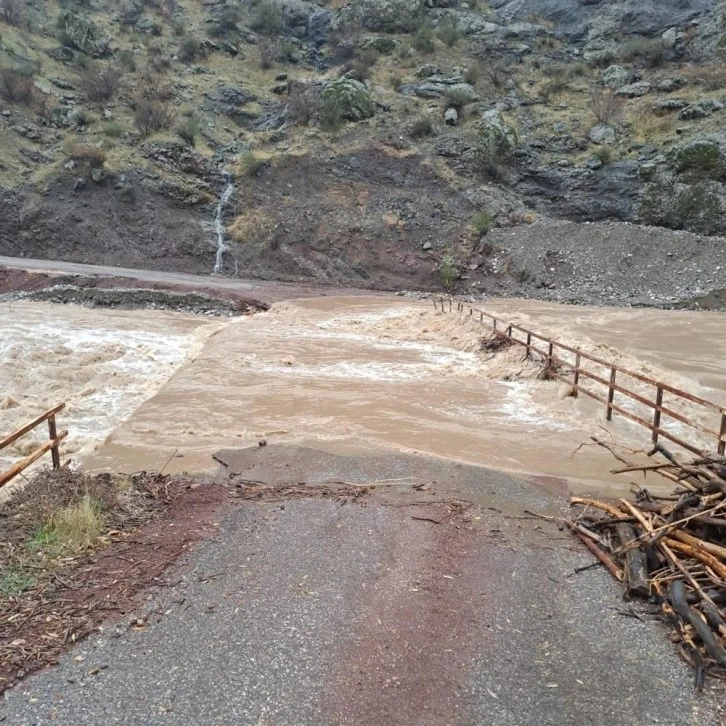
[0,448,719,725]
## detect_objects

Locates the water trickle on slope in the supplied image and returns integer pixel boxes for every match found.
[213,171,235,275]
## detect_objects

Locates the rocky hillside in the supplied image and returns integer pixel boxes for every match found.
[0,0,725,302]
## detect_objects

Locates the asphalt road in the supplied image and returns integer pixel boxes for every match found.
[1,447,717,725]
[0,256,377,302]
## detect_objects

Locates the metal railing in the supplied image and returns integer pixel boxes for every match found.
[0,403,67,487]
[435,298,726,457]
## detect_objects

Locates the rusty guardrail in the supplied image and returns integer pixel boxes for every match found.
[0,403,67,487]
[435,298,726,457]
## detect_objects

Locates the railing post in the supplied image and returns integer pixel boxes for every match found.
[479,311,483,323]
[547,341,554,367]
[719,412,726,456]
[47,414,60,469]
[652,386,663,444]
[506,325,513,337]
[469,307,473,316]
[606,367,617,421]
[449,299,452,312]
[493,319,497,332]
[573,353,580,398]
[525,332,532,358]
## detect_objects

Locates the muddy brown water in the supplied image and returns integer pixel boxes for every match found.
[3,297,726,498]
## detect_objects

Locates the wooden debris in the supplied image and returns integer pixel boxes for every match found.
[569,441,726,688]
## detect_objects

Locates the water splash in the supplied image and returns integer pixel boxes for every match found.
[213,170,235,274]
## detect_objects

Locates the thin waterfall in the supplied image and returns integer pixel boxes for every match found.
[213,170,235,274]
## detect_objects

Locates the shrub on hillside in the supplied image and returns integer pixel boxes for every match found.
[439,255,457,289]
[471,211,493,236]
[288,86,320,126]
[252,0,282,36]
[1,0,24,27]
[0,65,35,104]
[134,98,174,135]
[436,20,461,48]
[620,37,666,68]
[178,35,203,63]
[589,88,623,124]
[77,64,123,102]
[102,119,125,137]
[176,115,200,145]
[237,150,266,177]
[350,48,378,81]
[412,24,434,54]
[486,65,508,91]
[408,115,433,138]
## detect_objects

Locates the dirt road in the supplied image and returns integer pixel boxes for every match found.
[0,447,716,725]
[0,256,378,303]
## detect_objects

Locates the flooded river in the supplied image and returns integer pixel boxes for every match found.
[2,296,725,497]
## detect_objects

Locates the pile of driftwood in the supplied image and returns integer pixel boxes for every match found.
[569,440,726,688]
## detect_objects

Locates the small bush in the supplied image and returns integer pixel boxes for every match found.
[589,88,623,124]
[72,108,93,127]
[486,65,508,91]
[351,48,378,81]
[208,6,239,38]
[570,62,586,77]
[288,87,319,126]
[476,140,508,183]
[542,64,569,97]
[439,255,457,289]
[320,93,345,131]
[1,0,24,27]
[237,150,265,177]
[102,119,125,137]
[586,49,617,69]
[119,49,137,72]
[412,24,434,54]
[258,38,278,69]
[134,98,175,135]
[176,115,200,145]
[77,64,123,102]
[408,115,433,138]
[436,20,461,48]
[471,211,493,236]
[592,146,613,165]
[252,0,282,36]
[395,43,413,60]
[178,35,202,63]
[65,141,107,168]
[463,64,481,86]
[0,66,34,104]
[621,37,666,68]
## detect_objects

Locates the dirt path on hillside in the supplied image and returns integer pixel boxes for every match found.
[1,447,721,725]
[0,257,383,304]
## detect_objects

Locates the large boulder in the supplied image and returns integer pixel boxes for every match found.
[477,110,518,159]
[666,137,726,181]
[333,0,421,33]
[488,0,717,43]
[615,81,651,98]
[600,65,630,89]
[589,123,616,145]
[57,12,110,57]
[640,179,726,236]
[322,78,375,121]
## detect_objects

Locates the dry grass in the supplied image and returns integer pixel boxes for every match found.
[228,211,273,244]
[628,106,675,143]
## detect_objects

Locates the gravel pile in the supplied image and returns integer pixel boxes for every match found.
[487,220,726,308]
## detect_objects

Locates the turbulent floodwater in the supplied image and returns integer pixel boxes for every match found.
[0,301,220,477]
[2,297,726,497]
